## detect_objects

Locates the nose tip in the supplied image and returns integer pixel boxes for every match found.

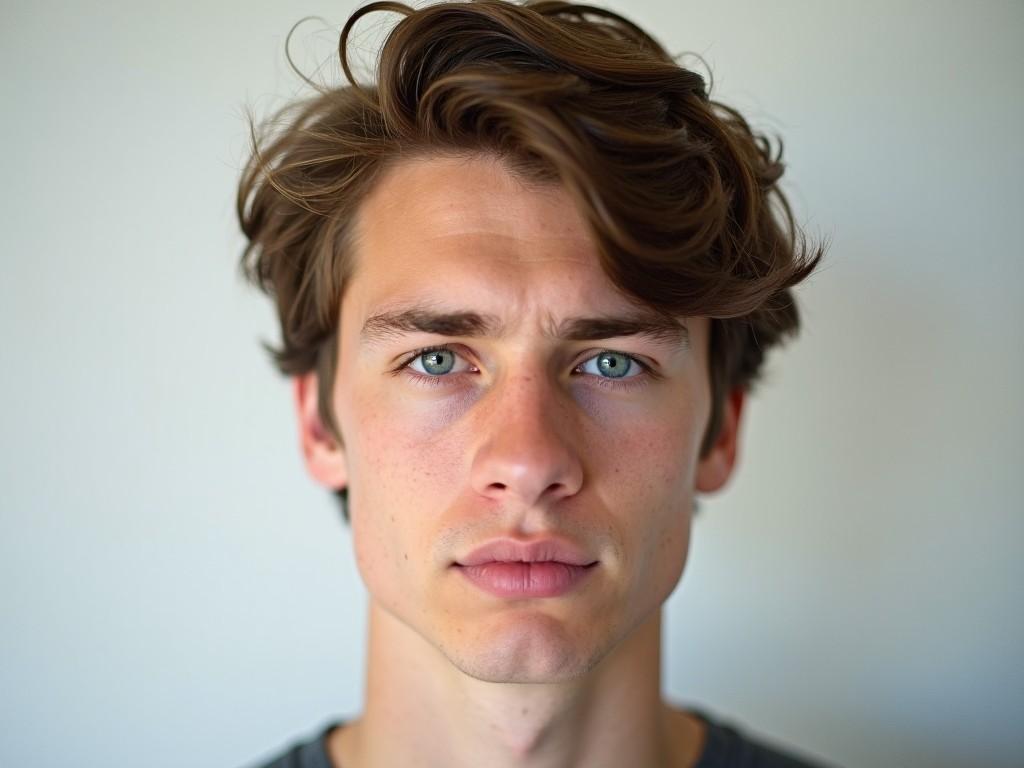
[468,378,584,508]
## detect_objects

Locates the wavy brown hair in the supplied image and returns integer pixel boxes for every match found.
[237,0,825,522]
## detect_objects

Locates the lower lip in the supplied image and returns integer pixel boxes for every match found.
[454,562,597,598]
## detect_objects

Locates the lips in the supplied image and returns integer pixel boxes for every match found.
[454,537,597,567]
[452,537,599,598]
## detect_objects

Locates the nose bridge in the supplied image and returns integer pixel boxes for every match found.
[469,364,584,508]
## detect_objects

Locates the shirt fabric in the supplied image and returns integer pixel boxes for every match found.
[247,707,834,768]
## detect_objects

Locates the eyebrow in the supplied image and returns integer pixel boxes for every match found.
[360,304,690,351]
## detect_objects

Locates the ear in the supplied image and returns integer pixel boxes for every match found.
[293,372,348,491]
[695,386,746,494]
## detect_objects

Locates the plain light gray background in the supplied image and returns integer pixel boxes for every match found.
[2,1,1022,766]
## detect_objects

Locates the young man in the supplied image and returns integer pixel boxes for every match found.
[237,1,829,766]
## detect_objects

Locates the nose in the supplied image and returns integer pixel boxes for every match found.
[468,371,584,509]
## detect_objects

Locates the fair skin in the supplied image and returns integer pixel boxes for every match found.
[294,153,745,768]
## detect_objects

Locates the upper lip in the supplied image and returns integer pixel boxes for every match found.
[455,537,597,567]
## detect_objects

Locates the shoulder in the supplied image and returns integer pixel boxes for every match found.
[242,721,342,768]
[243,712,838,768]
[688,708,839,768]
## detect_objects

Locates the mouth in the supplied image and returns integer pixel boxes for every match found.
[452,560,598,599]
[451,535,599,598]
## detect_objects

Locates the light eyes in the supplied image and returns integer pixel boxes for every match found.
[578,351,640,380]
[400,345,652,391]
[413,348,464,376]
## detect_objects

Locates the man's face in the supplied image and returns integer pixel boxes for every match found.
[307,153,738,684]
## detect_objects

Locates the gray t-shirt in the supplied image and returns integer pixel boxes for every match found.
[246,707,835,767]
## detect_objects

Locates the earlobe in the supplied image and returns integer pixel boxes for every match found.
[293,372,349,491]
[695,387,745,494]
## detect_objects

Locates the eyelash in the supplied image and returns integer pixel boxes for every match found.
[392,344,656,392]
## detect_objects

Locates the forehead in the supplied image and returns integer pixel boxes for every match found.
[358,153,588,256]
[345,153,632,320]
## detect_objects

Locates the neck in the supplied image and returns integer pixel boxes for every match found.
[332,601,701,768]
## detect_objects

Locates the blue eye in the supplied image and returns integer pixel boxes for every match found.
[416,348,457,375]
[580,351,639,380]
[396,345,653,391]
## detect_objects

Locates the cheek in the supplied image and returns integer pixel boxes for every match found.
[590,412,698,585]
[345,392,468,591]
[596,404,700,501]
[354,392,470,503]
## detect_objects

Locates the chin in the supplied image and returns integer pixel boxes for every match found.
[440,611,610,684]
